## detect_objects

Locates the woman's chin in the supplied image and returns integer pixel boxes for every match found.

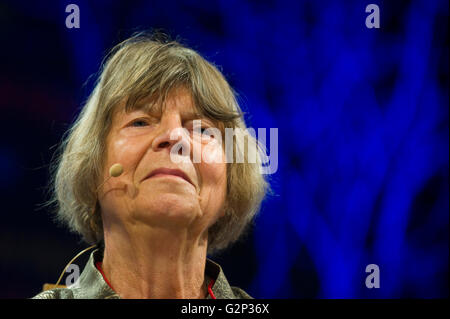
[133,194,201,228]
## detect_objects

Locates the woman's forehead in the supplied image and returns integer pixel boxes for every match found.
[112,89,206,121]
[147,89,197,113]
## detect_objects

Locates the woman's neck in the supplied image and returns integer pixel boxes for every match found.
[101,225,209,299]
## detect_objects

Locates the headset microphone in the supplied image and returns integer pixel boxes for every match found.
[42,244,97,291]
[109,163,124,177]
[95,163,124,193]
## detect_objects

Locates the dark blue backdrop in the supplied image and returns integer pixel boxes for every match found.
[0,0,448,298]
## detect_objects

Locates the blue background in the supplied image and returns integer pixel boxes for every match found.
[0,0,448,298]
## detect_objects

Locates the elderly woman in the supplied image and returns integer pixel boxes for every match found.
[33,32,268,299]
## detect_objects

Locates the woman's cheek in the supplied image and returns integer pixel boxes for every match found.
[112,137,142,164]
[200,142,227,192]
[200,138,224,164]
[200,140,227,189]
[107,137,142,185]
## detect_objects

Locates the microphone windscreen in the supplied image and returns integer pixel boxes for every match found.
[109,163,123,177]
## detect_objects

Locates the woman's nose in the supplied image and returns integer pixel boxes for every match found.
[151,116,189,152]
[152,132,175,151]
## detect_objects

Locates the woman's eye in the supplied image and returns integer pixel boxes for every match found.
[185,120,211,134]
[189,126,209,135]
[129,119,149,127]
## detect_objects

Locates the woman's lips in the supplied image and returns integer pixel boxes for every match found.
[144,168,194,186]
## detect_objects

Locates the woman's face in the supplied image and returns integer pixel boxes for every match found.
[99,87,227,235]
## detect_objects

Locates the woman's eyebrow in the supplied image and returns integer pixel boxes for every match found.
[125,95,160,113]
[182,110,205,120]
[124,103,160,117]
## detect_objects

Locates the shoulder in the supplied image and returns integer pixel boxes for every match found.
[32,288,75,299]
[206,258,253,299]
[32,249,117,299]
